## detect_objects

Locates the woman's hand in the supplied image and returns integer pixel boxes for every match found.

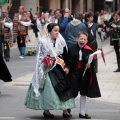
[86,63,90,68]
[31,23,34,26]
[64,67,69,75]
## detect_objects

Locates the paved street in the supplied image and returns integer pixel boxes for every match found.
[0,38,120,120]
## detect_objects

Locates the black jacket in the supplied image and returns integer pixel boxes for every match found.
[48,46,73,101]
[68,44,101,98]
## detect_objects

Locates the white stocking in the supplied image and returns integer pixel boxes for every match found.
[44,110,51,115]
[80,95,86,116]
[63,110,68,114]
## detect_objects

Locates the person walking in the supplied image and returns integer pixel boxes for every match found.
[13,6,30,59]
[110,10,120,72]
[24,11,39,55]
[68,31,101,119]
[0,10,13,62]
[24,23,75,119]
[84,12,99,72]
[105,12,117,46]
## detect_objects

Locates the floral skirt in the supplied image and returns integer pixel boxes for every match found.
[24,73,75,110]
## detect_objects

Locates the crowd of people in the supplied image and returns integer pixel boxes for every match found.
[0,5,120,119]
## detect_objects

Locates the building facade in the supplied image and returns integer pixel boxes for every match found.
[20,0,94,14]
[0,0,119,16]
[38,0,94,14]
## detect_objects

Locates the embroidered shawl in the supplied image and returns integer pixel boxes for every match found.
[31,33,67,98]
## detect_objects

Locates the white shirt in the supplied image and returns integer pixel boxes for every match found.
[19,14,22,20]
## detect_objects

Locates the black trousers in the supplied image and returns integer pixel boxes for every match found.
[0,35,10,60]
[3,41,10,60]
[113,40,120,59]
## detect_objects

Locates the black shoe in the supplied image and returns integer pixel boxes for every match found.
[79,114,91,119]
[27,53,32,56]
[63,113,72,118]
[5,58,9,62]
[43,112,54,119]
[113,68,120,72]
[67,109,71,114]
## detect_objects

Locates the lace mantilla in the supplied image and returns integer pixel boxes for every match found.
[31,33,67,98]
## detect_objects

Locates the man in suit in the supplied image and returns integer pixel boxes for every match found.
[13,6,29,59]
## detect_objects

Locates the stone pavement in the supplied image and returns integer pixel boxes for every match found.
[1,38,120,120]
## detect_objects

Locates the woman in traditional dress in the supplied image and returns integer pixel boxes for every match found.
[24,23,75,119]
[24,11,39,55]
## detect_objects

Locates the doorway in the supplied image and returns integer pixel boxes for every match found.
[72,0,80,14]
[39,0,50,12]
[94,0,104,12]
